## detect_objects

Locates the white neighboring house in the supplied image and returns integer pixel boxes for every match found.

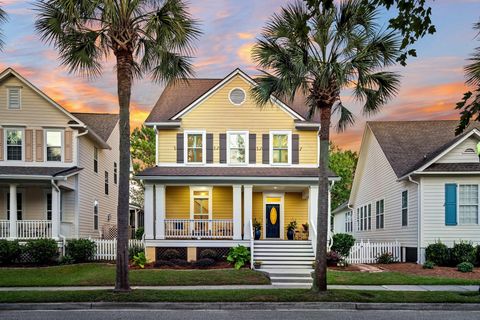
[0,67,120,242]
[332,120,480,263]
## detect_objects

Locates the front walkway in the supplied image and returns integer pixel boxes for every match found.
[0,285,478,292]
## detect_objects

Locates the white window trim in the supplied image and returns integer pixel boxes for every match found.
[228,87,246,106]
[189,186,213,220]
[401,189,408,227]
[184,130,206,165]
[4,127,25,162]
[262,192,285,240]
[375,198,385,229]
[6,87,21,110]
[93,200,99,230]
[269,130,292,166]
[226,130,249,166]
[457,184,480,225]
[345,210,353,233]
[45,129,64,162]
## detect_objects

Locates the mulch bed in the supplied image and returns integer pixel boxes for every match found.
[329,264,362,272]
[375,263,480,280]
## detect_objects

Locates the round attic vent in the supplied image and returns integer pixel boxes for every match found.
[229,88,246,105]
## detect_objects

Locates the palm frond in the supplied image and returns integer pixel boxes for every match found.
[333,101,355,132]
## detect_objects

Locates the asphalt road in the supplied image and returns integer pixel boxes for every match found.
[2,309,480,320]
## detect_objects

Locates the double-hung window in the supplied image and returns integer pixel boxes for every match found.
[227,131,248,164]
[376,199,385,229]
[270,131,291,165]
[186,132,205,164]
[459,184,479,224]
[93,201,99,230]
[345,211,353,233]
[114,162,118,184]
[7,87,21,110]
[356,208,360,231]
[357,205,371,231]
[104,171,109,195]
[46,130,62,162]
[6,129,23,161]
[93,147,98,173]
[401,190,408,226]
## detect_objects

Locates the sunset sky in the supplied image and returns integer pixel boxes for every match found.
[1,0,479,150]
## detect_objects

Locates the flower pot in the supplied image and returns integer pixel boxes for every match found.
[287,229,295,240]
[254,229,261,240]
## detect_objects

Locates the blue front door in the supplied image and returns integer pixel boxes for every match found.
[266,203,280,238]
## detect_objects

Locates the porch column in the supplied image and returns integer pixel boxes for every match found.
[144,183,154,240]
[155,184,166,240]
[9,184,17,239]
[308,185,318,241]
[51,185,60,240]
[243,185,253,240]
[232,185,242,240]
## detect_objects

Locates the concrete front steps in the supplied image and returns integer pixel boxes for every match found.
[253,240,314,287]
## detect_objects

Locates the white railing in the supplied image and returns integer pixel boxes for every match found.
[0,220,10,238]
[164,219,233,239]
[310,218,317,258]
[346,240,401,264]
[93,239,144,261]
[16,220,52,239]
[249,219,254,269]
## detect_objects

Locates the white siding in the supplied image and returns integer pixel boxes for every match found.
[421,176,480,248]
[350,128,418,247]
[333,210,346,234]
[437,137,479,163]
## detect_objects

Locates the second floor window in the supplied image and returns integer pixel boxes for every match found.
[7,87,21,110]
[228,132,247,164]
[6,129,23,161]
[94,147,98,173]
[46,130,62,162]
[271,132,290,164]
[402,190,408,226]
[114,162,118,184]
[105,171,109,195]
[186,133,203,163]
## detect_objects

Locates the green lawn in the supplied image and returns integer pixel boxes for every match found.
[1,289,480,304]
[0,263,478,287]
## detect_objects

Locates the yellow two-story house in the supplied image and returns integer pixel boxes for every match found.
[138,69,337,283]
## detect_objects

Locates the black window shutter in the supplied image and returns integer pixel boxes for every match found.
[292,134,300,164]
[249,134,256,164]
[176,133,184,163]
[206,133,214,163]
[219,134,227,163]
[262,134,269,164]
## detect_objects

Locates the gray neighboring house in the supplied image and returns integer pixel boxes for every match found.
[333,120,480,263]
[0,67,120,242]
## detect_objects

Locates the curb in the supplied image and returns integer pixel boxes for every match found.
[2,302,480,311]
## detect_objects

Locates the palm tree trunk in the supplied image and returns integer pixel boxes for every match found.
[312,105,332,292]
[114,49,133,292]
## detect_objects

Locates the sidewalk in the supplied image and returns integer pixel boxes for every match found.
[0,285,478,292]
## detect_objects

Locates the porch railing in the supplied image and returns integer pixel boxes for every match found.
[164,219,233,239]
[0,220,9,238]
[16,220,52,239]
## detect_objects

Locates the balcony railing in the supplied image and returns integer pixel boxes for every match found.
[164,219,233,239]
[0,220,9,238]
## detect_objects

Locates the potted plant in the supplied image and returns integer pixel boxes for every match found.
[253,219,261,240]
[253,260,262,269]
[287,220,297,240]
[302,222,309,239]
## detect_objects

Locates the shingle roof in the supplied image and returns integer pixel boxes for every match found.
[71,113,119,142]
[424,163,480,172]
[145,75,318,123]
[137,166,336,178]
[368,120,480,178]
[0,166,82,178]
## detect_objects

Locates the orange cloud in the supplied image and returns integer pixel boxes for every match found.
[237,42,255,64]
[237,32,255,40]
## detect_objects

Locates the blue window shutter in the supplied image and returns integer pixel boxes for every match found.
[445,184,457,226]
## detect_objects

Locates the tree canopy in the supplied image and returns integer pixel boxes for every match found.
[329,144,358,210]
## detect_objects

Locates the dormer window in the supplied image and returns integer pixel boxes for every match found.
[6,129,23,161]
[7,87,21,110]
[229,88,246,105]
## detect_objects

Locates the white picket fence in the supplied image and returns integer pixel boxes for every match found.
[92,239,144,261]
[346,240,401,264]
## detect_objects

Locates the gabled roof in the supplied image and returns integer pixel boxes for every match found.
[368,120,480,178]
[145,68,316,124]
[71,113,119,142]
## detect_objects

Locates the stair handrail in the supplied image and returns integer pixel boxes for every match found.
[249,219,254,269]
[309,218,317,258]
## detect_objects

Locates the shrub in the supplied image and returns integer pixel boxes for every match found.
[0,240,22,265]
[132,252,148,269]
[331,233,355,257]
[457,261,474,273]
[195,258,215,268]
[60,254,75,265]
[154,260,175,268]
[135,227,144,240]
[326,251,341,266]
[423,261,435,269]
[24,239,58,264]
[128,244,144,259]
[65,239,96,263]
[199,249,219,260]
[425,242,450,266]
[161,249,181,260]
[227,245,250,269]
[170,259,190,267]
[451,242,476,265]
[376,252,396,264]
[476,245,480,267]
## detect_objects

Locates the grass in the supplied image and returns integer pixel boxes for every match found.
[1,289,480,304]
[0,263,270,287]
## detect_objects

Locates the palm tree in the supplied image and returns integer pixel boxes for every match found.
[252,0,401,292]
[34,0,200,291]
[456,21,480,135]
